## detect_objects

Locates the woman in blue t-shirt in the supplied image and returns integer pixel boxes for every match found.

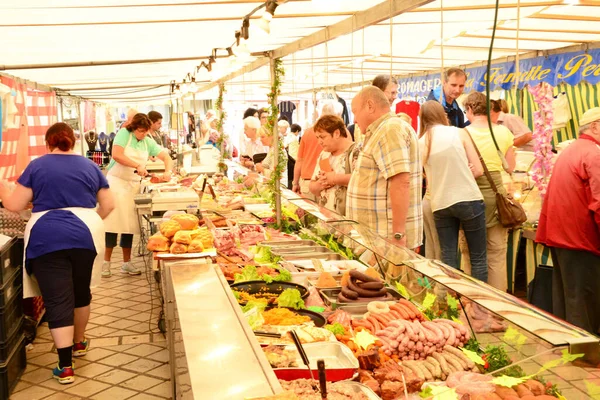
[0,123,115,384]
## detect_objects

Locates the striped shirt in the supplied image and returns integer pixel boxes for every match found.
[346,113,423,249]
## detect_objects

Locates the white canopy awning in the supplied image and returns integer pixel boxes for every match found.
[1,0,598,103]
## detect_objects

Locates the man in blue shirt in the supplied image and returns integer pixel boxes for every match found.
[427,68,468,128]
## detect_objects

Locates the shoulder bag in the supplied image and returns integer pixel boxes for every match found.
[465,128,527,228]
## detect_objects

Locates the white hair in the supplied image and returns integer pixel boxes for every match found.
[244,116,261,130]
[579,122,592,135]
[320,100,343,117]
[278,120,290,128]
[126,108,138,119]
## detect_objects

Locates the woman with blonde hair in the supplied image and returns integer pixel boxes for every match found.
[419,101,488,281]
[461,92,516,291]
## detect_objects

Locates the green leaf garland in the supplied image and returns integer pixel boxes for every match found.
[266,59,286,209]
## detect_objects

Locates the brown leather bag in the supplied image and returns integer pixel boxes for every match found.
[466,129,527,228]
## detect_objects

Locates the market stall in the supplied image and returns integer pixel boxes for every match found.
[138,163,600,400]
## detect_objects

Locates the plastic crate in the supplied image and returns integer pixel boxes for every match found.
[0,237,22,287]
[0,317,22,364]
[0,267,21,308]
[0,335,26,400]
[0,288,23,343]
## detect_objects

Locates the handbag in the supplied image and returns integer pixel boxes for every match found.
[465,128,527,228]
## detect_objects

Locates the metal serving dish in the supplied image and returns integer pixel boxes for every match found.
[282,253,346,262]
[272,342,359,382]
[261,239,317,248]
[271,246,332,255]
[330,381,381,400]
[319,288,401,310]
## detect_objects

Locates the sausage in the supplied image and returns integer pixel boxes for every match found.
[341,286,359,300]
[419,359,437,380]
[523,379,545,396]
[337,293,355,303]
[439,318,468,336]
[372,313,389,328]
[422,321,444,343]
[358,281,385,290]
[390,304,411,319]
[349,269,380,283]
[426,356,442,378]
[368,316,382,331]
[443,351,468,370]
[399,320,418,341]
[514,384,534,398]
[410,360,433,381]
[388,310,402,319]
[399,299,421,319]
[348,277,388,298]
[444,353,464,372]
[402,362,424,380]
[443,345,475,369]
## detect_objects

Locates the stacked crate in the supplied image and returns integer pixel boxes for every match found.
[0,237,25,399]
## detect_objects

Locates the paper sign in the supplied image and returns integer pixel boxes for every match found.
[422,292,437,311]
[396,282,410,299]
[446,294,458,311]
[491,375,529,388]
[352,330,377,351]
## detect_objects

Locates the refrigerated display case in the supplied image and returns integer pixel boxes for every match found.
[160,162,599,400]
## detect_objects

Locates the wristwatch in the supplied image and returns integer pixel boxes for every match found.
[394,232,405,240]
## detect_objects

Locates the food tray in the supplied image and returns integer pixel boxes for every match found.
[273,342,359,382]
[319,288,400,310]
[261,240,316,248]
[282,252,346,262]
[272,246,332,256]
[155,248,217,259]
[330,381,381,400]
[264,307,326,327]
[230,281,309,304]
[298,259,368,274]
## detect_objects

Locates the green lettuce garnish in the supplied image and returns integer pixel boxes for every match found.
[277,288,305,310]
[324,323,346,336]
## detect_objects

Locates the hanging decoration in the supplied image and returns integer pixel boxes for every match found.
[527,82,555,196]
[215,82,230,171]
[266,58,286,209]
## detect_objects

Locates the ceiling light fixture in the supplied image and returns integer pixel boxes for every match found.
[256,0,278,34]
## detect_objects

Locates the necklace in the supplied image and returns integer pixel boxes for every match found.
[99,136,107,145]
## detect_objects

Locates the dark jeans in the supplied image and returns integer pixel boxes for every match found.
[434,200,488,282]
[106,232,133,248]
[29,249,96,329]
[551,247,600,335]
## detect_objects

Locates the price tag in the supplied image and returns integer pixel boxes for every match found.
[421,292,436,311]
[395,282,410,299]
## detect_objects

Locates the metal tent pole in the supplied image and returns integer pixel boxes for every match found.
[270,55,281,227]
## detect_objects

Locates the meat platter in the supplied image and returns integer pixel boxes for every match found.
[330,381,381,400]
[260,240,317,248]
[271,342,359,382]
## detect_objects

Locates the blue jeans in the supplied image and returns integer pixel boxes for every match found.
[433,200,488,282]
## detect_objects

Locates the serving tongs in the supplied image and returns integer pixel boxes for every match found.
[254,331,282,338]
[289,330,323,394]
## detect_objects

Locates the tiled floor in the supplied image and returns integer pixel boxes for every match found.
[11,249,172,400]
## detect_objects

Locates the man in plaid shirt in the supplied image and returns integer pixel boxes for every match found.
[347,86,423,250]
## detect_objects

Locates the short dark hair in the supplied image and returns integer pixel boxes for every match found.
[243,107,258,119]
[314,115,348,138]
[490,99,502,113]
[443,67,467,81]
[258,109,269,119]
[127,113,152,132]
[148,111,162,123]
[290,123,302,133]
[372,75,398,91]
[278,115,289,123]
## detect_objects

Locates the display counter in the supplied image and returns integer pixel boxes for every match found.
[157,161,599,400]
[161,258,282,399]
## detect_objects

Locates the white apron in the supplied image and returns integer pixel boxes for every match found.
[103,134,149,235]
[23,208,106,298]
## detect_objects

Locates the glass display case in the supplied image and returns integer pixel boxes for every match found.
[163,161,599,399]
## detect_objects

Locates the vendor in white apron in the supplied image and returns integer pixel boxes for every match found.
[103,113,173,277]
[0,122,115,384]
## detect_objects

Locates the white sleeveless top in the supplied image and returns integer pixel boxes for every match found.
[419,125,483,212]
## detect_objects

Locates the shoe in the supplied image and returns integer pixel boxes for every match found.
[52,363,75,384]
[73,339,89,357]
[121,262,141,275]
[102,261,112,278]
